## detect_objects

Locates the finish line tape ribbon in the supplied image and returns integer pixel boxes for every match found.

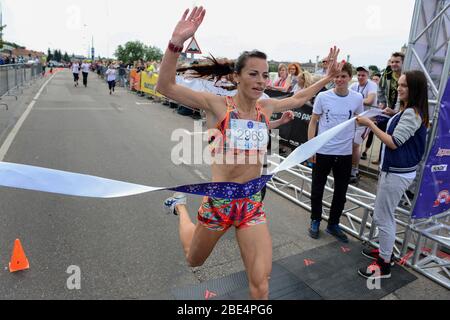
[0,109,383,199]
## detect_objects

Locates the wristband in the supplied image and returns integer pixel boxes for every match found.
[168,41,183,54]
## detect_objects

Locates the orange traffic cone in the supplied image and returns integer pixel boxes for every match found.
[9,239,30,273]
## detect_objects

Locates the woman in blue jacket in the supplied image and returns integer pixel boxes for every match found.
[356,70,429,279]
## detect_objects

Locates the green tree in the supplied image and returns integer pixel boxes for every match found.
[0,24,6,49]
[114,41,147,65]
[268,62,278,73]
[53,50,62,62]
[47,48,54,62]
[63,52,70,62]
[145,46,163,62]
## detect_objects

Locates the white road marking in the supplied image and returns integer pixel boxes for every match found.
[0,74,56,161]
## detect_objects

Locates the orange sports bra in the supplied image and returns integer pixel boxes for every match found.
[209,96,270,156]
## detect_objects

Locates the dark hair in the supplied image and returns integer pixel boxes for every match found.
[235,50,267,74]
[372,73,381,78]
[392,52,405,62]
[176,55,235,80]
[402,70,429,127]
[341,62,354,77]
[175,50,267,82]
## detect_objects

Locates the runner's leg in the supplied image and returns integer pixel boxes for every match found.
[236,224,272,300]
[176,204,227,267]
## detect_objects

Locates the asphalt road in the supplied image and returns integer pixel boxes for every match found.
[0,70,448,300]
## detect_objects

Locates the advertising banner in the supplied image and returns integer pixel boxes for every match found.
[412,79,450,219]
[271,103,313,148]
[141,72,163,98]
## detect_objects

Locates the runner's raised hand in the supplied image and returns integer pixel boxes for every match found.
[171,7,206,47]
[325,46,345,78]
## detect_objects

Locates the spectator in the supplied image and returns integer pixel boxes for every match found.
[356,70,429,280]
[378,52,404,114]
[315,57,335,90]
[372,52,405,165]
[371,73,381,86]
[287,63,302,92]
[292,70,315,93]
[118,61,127,87]
[361,73,383,161]
[307,63,364,243]
[349,66,379,182]
[315,57,328,76]
[42,61,47,76]
[0,56,4,65]
[270,63,291,92]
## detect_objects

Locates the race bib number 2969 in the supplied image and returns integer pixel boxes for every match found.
[227,119,269,151]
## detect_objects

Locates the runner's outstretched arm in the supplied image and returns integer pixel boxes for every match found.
[157,7,223,114]
[261,47,344,115]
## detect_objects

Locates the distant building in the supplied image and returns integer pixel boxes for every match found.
[301,60,316,73]
[71,55,87,62]
[0,43,14,53]
[11,48,45,59]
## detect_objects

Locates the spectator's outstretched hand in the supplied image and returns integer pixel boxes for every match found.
[171,7,206,47]
[325,46,344,78]
[356,116,374,127]
[281,111,295,125]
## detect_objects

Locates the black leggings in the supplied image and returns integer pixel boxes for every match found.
[73,73,79,82]
[108,80,116,91]
[82,72,88,86]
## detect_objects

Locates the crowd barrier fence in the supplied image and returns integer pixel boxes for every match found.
[0,63,43,110]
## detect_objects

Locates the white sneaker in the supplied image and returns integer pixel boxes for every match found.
[164,193,187,215]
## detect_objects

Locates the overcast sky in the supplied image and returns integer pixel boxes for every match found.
[2,0,415,68]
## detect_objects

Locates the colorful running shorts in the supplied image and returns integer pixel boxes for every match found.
[198,192,267,232]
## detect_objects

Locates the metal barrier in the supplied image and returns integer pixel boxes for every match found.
[266,153,450,289]
[0,63,43,110]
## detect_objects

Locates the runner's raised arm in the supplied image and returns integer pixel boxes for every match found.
[260,47,345,115]
[157,7,224,115]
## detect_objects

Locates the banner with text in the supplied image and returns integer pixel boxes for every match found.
[412,78,450,219]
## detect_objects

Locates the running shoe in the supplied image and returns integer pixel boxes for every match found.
[309,220,321,239]
[358,257,392,279]
[326,224,349,243]
[349,175,359,184]
[362,247,395,266]
[164,193,187,216]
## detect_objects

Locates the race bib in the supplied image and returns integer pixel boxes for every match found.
[227,119,269,151]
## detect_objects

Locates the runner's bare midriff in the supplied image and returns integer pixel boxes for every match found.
[211,163,262,184]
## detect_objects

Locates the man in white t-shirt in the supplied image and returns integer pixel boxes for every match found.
[307,63,364,243]
[81,61,91,88]
[349,66,379,183]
